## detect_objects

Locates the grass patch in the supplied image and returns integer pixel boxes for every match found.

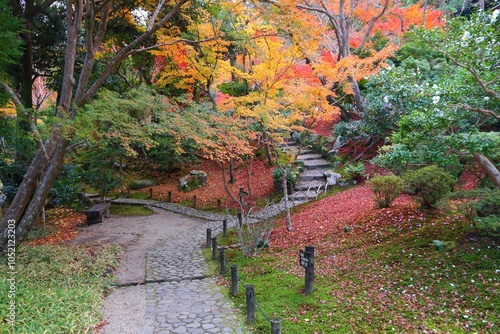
[211,212,500,333]
[109,204,155,216]
[0,243,120,333]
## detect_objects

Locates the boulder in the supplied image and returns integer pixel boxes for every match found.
[324,170,342,186]
[179,170,208,192]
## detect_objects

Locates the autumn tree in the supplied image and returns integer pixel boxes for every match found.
[0,0,191,252]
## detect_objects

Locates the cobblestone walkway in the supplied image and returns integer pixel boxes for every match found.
[107,196,316,333]
[141,212,242,333]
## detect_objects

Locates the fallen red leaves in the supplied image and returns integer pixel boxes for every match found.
[27,209,86,246]
[133,158,275,209]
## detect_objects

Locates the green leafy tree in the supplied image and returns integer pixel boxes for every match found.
[374,10,500,185]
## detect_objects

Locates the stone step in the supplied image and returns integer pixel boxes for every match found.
[300,168,331,181]
[296,153,323,161]
[302,159,332,169]
[290,190,322,201]
[295,180,326,191]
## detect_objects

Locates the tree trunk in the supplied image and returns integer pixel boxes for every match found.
[263,130,273,166]
[229,158,235,184]
[0,0,190,252]
[218,162,239,204]
[281,167,293,231]
[246,157,254,197]
[473,152,500,188]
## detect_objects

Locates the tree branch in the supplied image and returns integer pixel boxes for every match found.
[1,82,49,159]
[454,103,500,119]
[358,0,390,50]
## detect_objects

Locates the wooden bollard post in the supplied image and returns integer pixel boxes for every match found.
[305,246,315,295]
[231,265,239,296]
[149,188,153,199]
[271,318,282,334]
[193,195,197,208]
[206,228,212,248]
[217,199,221,211]
[211,238,217,260]
[237,212,242,227]
[167,191,172,203]
[246,284,255,324]
[223,219,227,237]
[219,248,226,275]
[127,187,130,198]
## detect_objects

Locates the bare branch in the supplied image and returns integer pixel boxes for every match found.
[148,0,167,31]
[442,50,500,101]
[358,0,390,50]
[453,103,500,119]
[130,35,222,53]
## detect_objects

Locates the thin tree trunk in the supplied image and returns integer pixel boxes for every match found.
[474,152,500,188]
[218,162,239,204]
[263,130,273,165]
[246,157,254,197]
[229,158,235,184]
[281,167,293,231]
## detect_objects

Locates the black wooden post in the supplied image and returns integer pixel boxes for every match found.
[193,195,197,208]
[271,318,282,334]
[237,212,242,227]
[206,228,212,248]
[231,265,239,296]
[223,219,227,237]
[211,237,217,260]
[246,284,255,324]
[149,188,153,199]
[219,248,226,275]
[305,246,315,295]
[167,191,172,203]
[217,199,221,211]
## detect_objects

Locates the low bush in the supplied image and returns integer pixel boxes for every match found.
[343,162,365,181]
[403,165,456,209]
[128,179,158,190]
[369,174,404,208]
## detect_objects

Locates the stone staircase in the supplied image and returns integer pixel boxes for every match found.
[281,138,334,201]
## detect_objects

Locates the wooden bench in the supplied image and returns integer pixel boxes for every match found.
[85,203,111,224]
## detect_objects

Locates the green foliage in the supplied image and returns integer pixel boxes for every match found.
[0,0,23,80]
[342,162,365,181]
[272,165,300,194]
[49,164,85,208]
[472,190,500,217]
[218,81,250,97]
[369,174,404,208]
[83,168,120,202]
[403,166,456,209]
[109,204,155,216]
[474,215,500,237]
[371,10,500,176]
[0,243,120,333]
[128,179,159,191]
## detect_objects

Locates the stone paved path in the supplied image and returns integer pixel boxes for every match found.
[142,217,243,333]
[101,195,318,334]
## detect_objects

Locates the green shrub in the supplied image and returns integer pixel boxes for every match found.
[474,215,500,237]
[343,162,365,181]
[403,165,456,209]
[128,179,158,190]
[369,174,404,208]
[473,190,500,217]
[272,166,300,195]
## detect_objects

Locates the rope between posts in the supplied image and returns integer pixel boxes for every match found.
[236,273,273,324]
